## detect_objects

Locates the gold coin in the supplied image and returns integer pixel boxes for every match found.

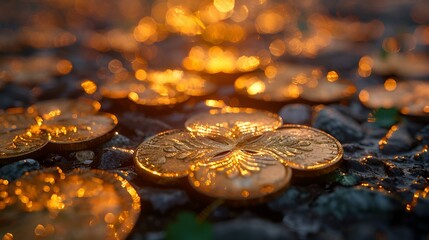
[0,112,48,162]
[0,111,39,134]
[234,64,318,102]
[359,81,414,109]
[42,113,118,151]
[101,80,145,99]
[185,107,283,134]
[134,129,208,179]
[274,124,343,176]
[300,79,356,103]
[372,53,429,77]
[147,69,216,97]
[189,161,292,204]
[27,98,101,120]
[128,83,190,106]
[0,167,140,240]
[0,128,49,162]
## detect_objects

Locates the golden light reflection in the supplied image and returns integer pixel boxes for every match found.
[183,45,260,73]
[81,80,97,94]
[214,0,235,13]
[0,168,140,240]
[384,78,397,91]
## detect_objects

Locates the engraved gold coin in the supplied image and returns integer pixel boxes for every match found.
[189,161,292,204]
[273,124,343,176]
[27,98,101,120]
[0,112,48,162]
[0,168,140,240]
[42,113,118,151]
[185,107,283,134]
[135,109,343,203]
[0,111,39,134]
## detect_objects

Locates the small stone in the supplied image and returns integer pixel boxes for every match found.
[103,133,134,148]
[0,159,40,181]
[120,112,172,139]
[214,218,296,240]
[380,124,415,155]
[383,161,403,177]
[314,187,401,220]
[333,172,361,186]
[278,104,312,125]
[268,187,312,211]
[138,188,189,213]
[313,107,364,143]
[98,147,134,170]
[75,151,95,163]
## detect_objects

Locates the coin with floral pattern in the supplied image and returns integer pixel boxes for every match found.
[134,108,343,204]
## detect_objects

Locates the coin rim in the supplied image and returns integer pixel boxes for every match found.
[277,124,343,177]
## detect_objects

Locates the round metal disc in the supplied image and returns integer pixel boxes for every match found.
[300,80,356,103]
[185,107,283,134]
[188,161,292,204]
[274,124,343,176]
[28,98,101,120]
[43,113,118,151]
[0,168,141,240]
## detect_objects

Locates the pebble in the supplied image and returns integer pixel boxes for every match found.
[313,107,364,143]
[213,218,296,240]
[0,159,40,181]
[379,124,415,155]
[278,104,312,125]
[138,188,189,213]
[314,187,401,220]
[98,147,134,170]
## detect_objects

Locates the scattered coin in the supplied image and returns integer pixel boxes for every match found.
[27,98,101,120]
[300,79,356,103]
[128,83,190,106]
[43,113,118,151]
[101,80,144,99]
[0,167,141,240]
[0,112,48,162]
[185,107,283,133]
[372,53,429,77]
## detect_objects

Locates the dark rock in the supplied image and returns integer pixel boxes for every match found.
[213,218,296,240]
[282,212,321,237]
[278,104,312,125]
[362,122,388,138]
[333,101,370,123]
[383,161,403,177]
[103,133,134,148]
[313,107,364,143]
[98,147,134,170]
[333,172,361,186]
[416,125,429,145]
[314,187,401,220]
[0,159,40,181]
[110,166,140,183]
[380,125,415,155]
[120,112,172,139]
[414,196,429,218]
[138,187,189,213]
[268,187,312,211]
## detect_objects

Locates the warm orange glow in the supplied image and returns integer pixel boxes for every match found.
[135,69,147,81]
[384,78,397,91]
[247,81,265,95]
[269,39,286,56]
[81,80,97,94]
[214,0,235,13]
[383,37,400,53]
[56,60,73,75]
[326,71,339,82]
[358,56,373,77]
[256,10,286,34]
[359,90,370,103]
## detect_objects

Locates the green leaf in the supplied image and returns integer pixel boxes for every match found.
[373,108,399,128]
[166,212,212,240]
